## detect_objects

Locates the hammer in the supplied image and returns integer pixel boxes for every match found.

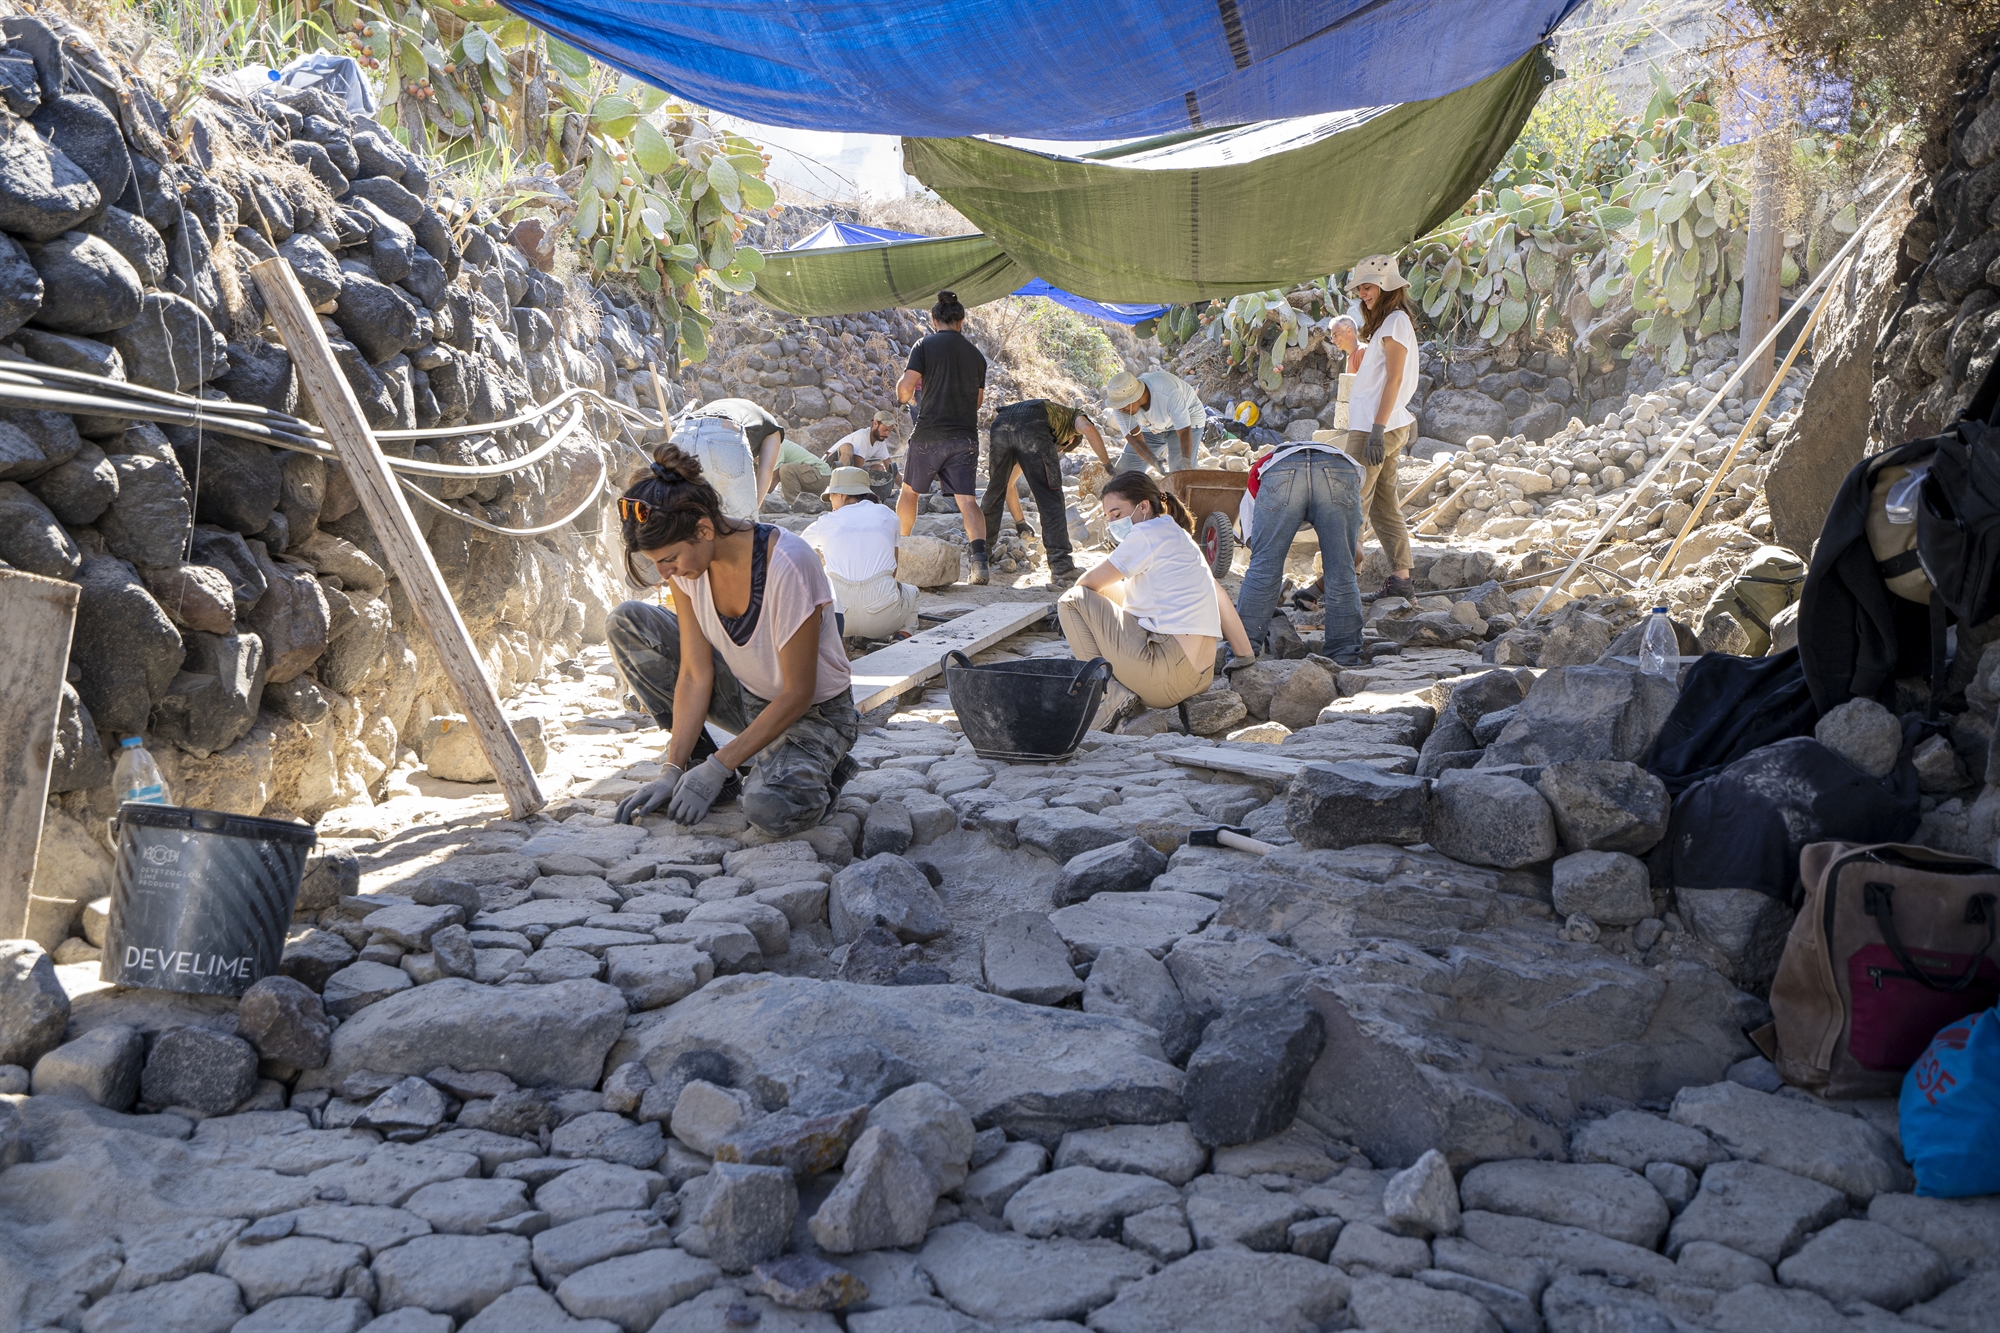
[1187,825,1280,856]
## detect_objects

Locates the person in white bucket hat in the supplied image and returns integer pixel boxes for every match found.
[1339,253,1419,601]
[1103,367,1204,475]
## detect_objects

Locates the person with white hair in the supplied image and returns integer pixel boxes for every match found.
[800,467,919,641]
[1103,368,1204,475]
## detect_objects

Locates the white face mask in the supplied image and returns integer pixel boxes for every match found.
[1105,516,1135,544]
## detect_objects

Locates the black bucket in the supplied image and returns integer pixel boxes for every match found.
[943,650,1112,763]
[101,804,318,996]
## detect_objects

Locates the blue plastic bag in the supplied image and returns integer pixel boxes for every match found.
[1901,1005,2000,1198]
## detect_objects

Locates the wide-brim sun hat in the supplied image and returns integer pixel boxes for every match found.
[1105,371,1144,409]
[828,466,875,495]
[1345,254,1409,293]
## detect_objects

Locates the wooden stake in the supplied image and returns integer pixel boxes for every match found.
[1399,455,1458,512]
[1655,263,1842,579]
[250,258,546,819]
[0,569,79,941]
[647,362,673,420]
[1739,135,1787,397]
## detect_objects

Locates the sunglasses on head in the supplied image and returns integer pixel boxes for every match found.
[617,495,652,523]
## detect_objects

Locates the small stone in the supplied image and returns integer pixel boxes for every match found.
[1001,1165,1181,1239]
[753,1254,866,1311]
[1666,1160,1847,1265]
[828,854,949,945]
[76,1273,245,1333]
[1459,1160,1669,1249]
[216,1234,368,1309]
[0,940,69,1068]
[1774,1216,1948,1311]
[807,1125,937,1253]
[552,1111,667,1169]
[1814,697,1902,778]
[403,1177,531,1235]
[529,1210,674,1284]
[712,1105,868,1178]
[673,1080,759,1155]
[961,1140,1050,1219]
[430,925,476,979]
[1288,1215,1344,1261]
[1331,1221,1432,1277]
[1182,1172,1313,1251]
[369,1233,535,1321]
[1082,944,1200,1063]
[30,1023,142,1109]
[1054,1122,1207,1186]
[1645,1160,1696,1212]
[1284,762,1430,850]
[1348,1274,1499,1333]
[605,943,715,1010]
[237,975,332,1069]
[357,1076,450,1137]
[1669,1080,1912,1201]
[602,1062,653,1114]
[861,800,914,858]
[321,960,414,1019]
[1550,850,1653,927]
[866,1082,975,1192]
[1674,1238,1774,1290]
[1182,995,1325,1146]
[1428,770,1557,868]
[1055,836,1169,904]
[981,911,1084,1005]
[281,930,358,992]
[140,1025,258,1114]
[1122,1204,1194,1262]
[1382,1148,1461,1236]
[686,1162,798,1272]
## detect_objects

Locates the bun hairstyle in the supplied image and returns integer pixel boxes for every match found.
[1099,470,1192,533]
[618,443,749,587]
[932,289,966,325]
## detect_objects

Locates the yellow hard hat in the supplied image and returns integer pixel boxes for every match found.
[1234,401,1261,427]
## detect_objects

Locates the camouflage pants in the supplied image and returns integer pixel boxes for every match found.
[607,600,859,835]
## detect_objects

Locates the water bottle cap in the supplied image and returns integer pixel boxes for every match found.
[120,736,142,747]
[1652,606,1668,613]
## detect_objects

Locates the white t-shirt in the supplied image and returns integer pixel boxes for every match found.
[834,426,891,462]
[672,527,853,704]
[1346,307,1418,432]
[1110,371,1204,437]
[801,501,901,602]
[1108,516,1223,650]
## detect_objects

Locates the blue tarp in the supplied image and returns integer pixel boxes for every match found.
[790,221,1167,324]
[495,0,1584,139]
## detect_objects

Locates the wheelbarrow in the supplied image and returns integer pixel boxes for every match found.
[1164,468,1249,578]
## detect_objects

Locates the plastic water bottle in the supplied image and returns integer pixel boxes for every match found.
[1639,607,1677,680]
[113,737,171,806]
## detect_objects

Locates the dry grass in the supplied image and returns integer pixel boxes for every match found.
[855,194,978,238]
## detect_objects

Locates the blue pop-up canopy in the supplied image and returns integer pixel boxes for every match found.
[496,0,1583,140]
[788,221,1167,325]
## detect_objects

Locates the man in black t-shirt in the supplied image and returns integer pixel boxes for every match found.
[896,290,991,584]
[699,397,788,508]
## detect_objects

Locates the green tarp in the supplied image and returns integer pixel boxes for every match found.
[753,231,1028,318]
[750,49,1549,318]
[903,49,1550,304]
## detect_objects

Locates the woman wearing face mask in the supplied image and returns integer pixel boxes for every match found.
[605,444,858,833]
[1057,471,1254,728]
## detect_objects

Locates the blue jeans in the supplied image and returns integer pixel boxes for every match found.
[1112,428,1191,476]
[1236,451,1365,661]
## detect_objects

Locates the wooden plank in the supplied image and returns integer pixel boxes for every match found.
[1738,135,1786,397]
[250,258,546,820]
[1162,747,1307,781]
[849,600,1054,713]
[0,569,79,939]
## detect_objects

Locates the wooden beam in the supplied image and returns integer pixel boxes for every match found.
[1161,746,1309,783]
[0,570,79,940]
[1738,134,1786,397]
[250,258,546,820]
[849,599,1054,713]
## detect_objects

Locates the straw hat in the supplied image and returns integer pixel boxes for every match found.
[1345,254,1409,292]
[1105,371,1145,409]
[828,466,874,495]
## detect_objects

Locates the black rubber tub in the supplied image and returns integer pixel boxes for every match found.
[943,650,1112,763]
[101,804,318,996]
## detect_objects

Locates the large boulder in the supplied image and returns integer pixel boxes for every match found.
[71,556,184,735]
[0,480,80,577]
[1420,389,1510,446]
[630,975,1184,1146]
[0,111,99,241]
[150,630,267,757]
[0,232,42,336]
[330,270,427,364]
[0,940,69,1068]
[243,540,330,683]
[1535,760,1669,854]
[95,453,192,568]
[179,437,283,536]
[0,406,80,482]
[29,93,130,204]
[1284,762,1429,850]
[1480,666,1677,768]
[325,978,629,1089]
[895,535,962,588]
[105,293,226,391]
[26,439,118,525]
[25,231,142,334]
[1428,769,1556,868]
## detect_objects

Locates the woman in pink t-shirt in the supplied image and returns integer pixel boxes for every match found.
[607,444,858,834]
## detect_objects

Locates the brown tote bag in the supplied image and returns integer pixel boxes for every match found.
[1764,841,2000,1098]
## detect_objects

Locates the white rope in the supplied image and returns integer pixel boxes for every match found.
[398,449,609,536]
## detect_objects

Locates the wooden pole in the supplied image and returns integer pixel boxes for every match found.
[1654,263,1843,580]
[250,258,546,819]
[1399,455,1458,512]
[647,361,673,419]
[1739,135,1787,398]
[0,569,79,940]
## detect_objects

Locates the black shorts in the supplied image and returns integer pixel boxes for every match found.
[905,435,979,497]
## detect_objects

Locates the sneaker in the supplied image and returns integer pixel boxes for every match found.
[1047,561,1079,588]
[969,555,991,586]
[1380,575,1417,600]
[1090,679,1140,733]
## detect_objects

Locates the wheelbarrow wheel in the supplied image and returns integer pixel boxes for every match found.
[1198,510,1235,578]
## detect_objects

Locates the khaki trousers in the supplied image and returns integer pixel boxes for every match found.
[830,570,919,639]
[778,462,830,502]
[1343,423,1415,572]
[1056,584,1212,710]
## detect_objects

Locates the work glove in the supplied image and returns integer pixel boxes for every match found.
[1222,643,1258,674]
[1364,423,1386,467]
[614,765,683,824]
[666,756,733,826]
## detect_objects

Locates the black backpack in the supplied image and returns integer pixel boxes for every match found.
[1799,356,2000,716]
